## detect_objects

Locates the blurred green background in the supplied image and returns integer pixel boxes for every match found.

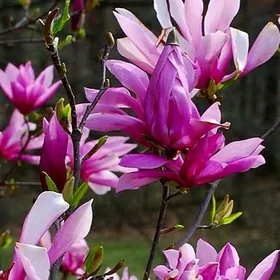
[0,0,279,278]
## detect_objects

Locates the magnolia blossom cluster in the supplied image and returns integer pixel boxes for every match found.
[154,239,279,280]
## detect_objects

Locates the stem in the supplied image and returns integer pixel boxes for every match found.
[78,44,111,130]
[261,119,280,139]
[177,181,219,247]
[44,33,81,190]
[0,38,43,46]
[143,185,169,280]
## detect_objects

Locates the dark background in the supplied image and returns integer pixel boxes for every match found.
[0,0,279,277]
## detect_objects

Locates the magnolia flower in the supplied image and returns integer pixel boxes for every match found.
[40,113,69,192]
[0,110,43,165]
[9,191,93,280]
[117,133,265,191]
[85,40,229,152]
[67,128,136,195]
[0,62,61,114]
[40,231,89,276]
[113,1,280,90]
[154,239,279,280]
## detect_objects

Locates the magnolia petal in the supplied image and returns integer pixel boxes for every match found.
[16,243,50,280]
[0,69,12,98]
[198,262,219,279]
[88,181,112,195]
[48,199,93,264]
[196,239,218,266]
[225,266,246,279]
[230,28,249,72]
[35,65,54,88]
[244,22,280,74]
[154,0,172,29]
[211,138,263,163]
[120,154,170,169]
[153,265,171,279]
[163,249,180,270]
[117,38,155,73]
[247,250,279,280]
[20,191,69,244]
[204,0,240,34]
[217,243,240,275]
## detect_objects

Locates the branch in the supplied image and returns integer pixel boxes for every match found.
[0,0,60,37]
[261,119,280,139]
[78,40,112,130]
[43,20,81,191]
[177,181,219,247]
[0,38,44,46]
[143,184,169,280]
[1,181,41,187]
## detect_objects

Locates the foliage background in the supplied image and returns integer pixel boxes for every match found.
[0,0,279,277]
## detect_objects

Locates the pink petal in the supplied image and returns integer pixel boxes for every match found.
[178,243,196,272]
[20,192,69,244]
[117,38,155,73]
[5,63,19,82]
[120,154,170,169]
[106,60,149,103]
[217,243,240,275]
[225,266,246,279]
[34,80,61,108]
[154,0,172,29]
[163,249,180,270]
[48,199,93,264]
[204,0,240,34]
[244,22,280,74]
[247,250,279,280]
[196,239,218,266]
[15,243,50,280]
[0,69,13,98]
[198,263,219,279]
[211,138,263,163]
[153,265,170,279]
[230,28,249,72]
[21,154,40,165]
[88,181,112,195]
[40,231,52,250]
[117,170,175,192]
[35,65,54,88]
[184,0,204,47]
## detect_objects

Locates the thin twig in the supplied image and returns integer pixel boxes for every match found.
[165,190,183,202]
[261,119,280,139]
[177,181,219,247]
[143,185,169,280]
[0,38,44,46]
[1,181,41,187]
[0,0,60,37]
[78,44,111,130]
[44,27,81,190]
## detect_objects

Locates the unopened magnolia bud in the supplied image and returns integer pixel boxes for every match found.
[107,32,115,48]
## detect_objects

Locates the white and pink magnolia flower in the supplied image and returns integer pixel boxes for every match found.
[8,191,93,280]
[154,239,279,280]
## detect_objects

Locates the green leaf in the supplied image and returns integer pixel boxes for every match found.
[82,136,108,162]
[210,194,216,222]
[42,172,58,192]
[62,177,74,203]
[53,0,70,34]
[220,212,243,226]
[63,104,71,119]
[85,244,104,275]
[71,182,89,208]
[0,230,12,249]
[58,35,73,50]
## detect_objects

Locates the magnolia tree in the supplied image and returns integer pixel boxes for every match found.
[0,0,279,279]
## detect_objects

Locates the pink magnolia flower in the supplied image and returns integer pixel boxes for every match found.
[117,133,265,192]
[113,1,280,90]
[67,128,136,195]
[40,231,89,276]
[0,109,43,165]
[154,239,279,280]
[40,113,69,192]
[85,40,229,152]
[0,62,61,115]
[105,267,138,280]
[9,191,93,280]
